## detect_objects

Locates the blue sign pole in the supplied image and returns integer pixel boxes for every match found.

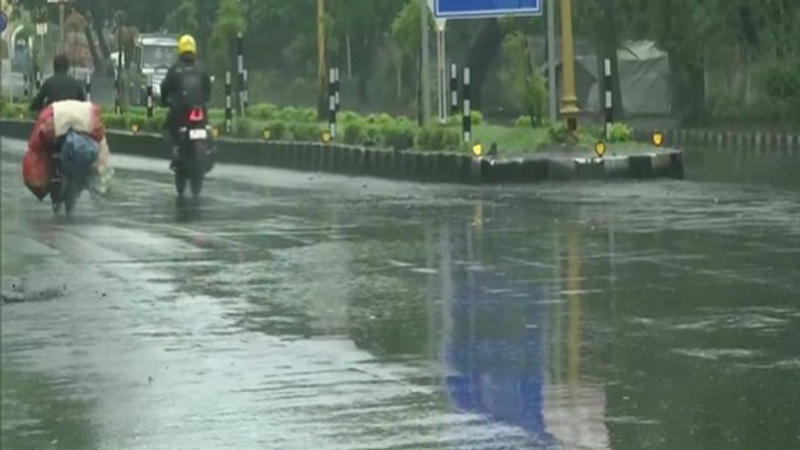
[435,0,542,19]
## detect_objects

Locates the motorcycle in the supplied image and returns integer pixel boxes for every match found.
[174,107,214,197]
[50,153,79,216]
[51,131,98,216]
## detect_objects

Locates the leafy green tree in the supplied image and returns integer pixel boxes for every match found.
[499,32,547,126]
[167,0,200,37]
[391,0,426,64]
[208,0,246,78]
[331,0,406,101]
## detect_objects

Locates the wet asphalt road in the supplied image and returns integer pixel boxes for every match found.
[2,137,800,450]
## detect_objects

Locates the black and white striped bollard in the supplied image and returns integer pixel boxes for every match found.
[328,68,337,139]
[114,70,121,114]
[242,69,249,112]
[85,73,92,102]
[333,67,340,112]
[236,33,245,116]
[462,67,471,144]
[23,74,29,99]
[146,77,154,118]
[225,71,233,133]
[603,58,613,140]
[450,63,458,117]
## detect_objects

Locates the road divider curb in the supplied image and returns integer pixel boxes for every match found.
[1,120,684,184]
[641,127,800,156]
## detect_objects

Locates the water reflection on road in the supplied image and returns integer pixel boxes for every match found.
[3,139,800,449]
[434,213,608,449]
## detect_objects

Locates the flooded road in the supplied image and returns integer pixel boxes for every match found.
[2,137,800,449]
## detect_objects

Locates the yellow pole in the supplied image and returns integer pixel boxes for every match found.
[559,0,579,131]
[317,0,327,121]
[566,224,582,388]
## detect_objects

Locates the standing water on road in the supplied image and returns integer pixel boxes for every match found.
[2,140,800,449]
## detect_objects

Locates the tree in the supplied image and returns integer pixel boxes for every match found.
[499,32,547,126]
[391,0,425,63]
[391,0,434,123]
[332,0,406,102]
[167,0,200,37]
[209,0,246,78]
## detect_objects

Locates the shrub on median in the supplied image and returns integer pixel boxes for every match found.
[2,100,472,151]
[416,125,462,151]
[266,121,288,140]
[249,103,279,121]
[609,122,633,142]
[343,120,367,145]
[280,106,317,124]
[448,110,484,126]
[0,101,31,120]
[290,122,323,142]
[384,119,416,150]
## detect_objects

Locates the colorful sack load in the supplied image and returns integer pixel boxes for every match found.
[22,101,113,200]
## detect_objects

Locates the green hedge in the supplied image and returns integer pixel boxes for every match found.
[0,101,478,152]
[416,125,463,151]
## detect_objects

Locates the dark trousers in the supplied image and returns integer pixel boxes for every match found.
[165,108,183,151]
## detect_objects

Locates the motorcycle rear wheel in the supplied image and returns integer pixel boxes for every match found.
[175,170,188,196]
[63,183,78,217]
[190,173,204,197]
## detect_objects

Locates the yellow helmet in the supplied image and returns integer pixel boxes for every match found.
[178,35,197,55]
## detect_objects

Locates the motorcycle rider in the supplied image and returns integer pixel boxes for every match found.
[160,35,211,170]
[30,54,85,112]
[30,54,87,213]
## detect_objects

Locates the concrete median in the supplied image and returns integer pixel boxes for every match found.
[2,119,685,184]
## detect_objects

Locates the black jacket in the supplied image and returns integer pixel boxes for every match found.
[160,54,211,110]
[30,73,86,111]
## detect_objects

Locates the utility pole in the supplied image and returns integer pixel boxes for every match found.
[559,0,579,131]
[317,0,327,121]
[420,0,431,124]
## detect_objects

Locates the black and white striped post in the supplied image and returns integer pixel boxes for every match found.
[236,33,246,116]
[114,69,121,114]
[242,69,250,111]
[450,63,458,117]
[603,58,614,140]
[146,76,154,118]
[333,67,340,112]
[328,68,337,139]
[85,73,92,102]
[462,67,471,144]
[225,71,233,133]
[23,74,29,99]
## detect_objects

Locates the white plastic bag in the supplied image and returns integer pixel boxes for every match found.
[89,137,114,196]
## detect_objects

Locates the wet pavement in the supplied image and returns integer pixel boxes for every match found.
[2,137,800,449]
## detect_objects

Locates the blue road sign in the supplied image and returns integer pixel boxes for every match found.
[435,0,542,19]
[0,11,8,33]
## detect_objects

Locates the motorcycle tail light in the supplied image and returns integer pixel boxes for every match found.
[188,108,205,122]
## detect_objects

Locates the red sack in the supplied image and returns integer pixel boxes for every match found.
[28,105,57,157]
[22,106,57,200]
[22,146,53,201]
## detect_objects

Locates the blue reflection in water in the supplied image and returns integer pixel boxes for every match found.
[444,273,556,447]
